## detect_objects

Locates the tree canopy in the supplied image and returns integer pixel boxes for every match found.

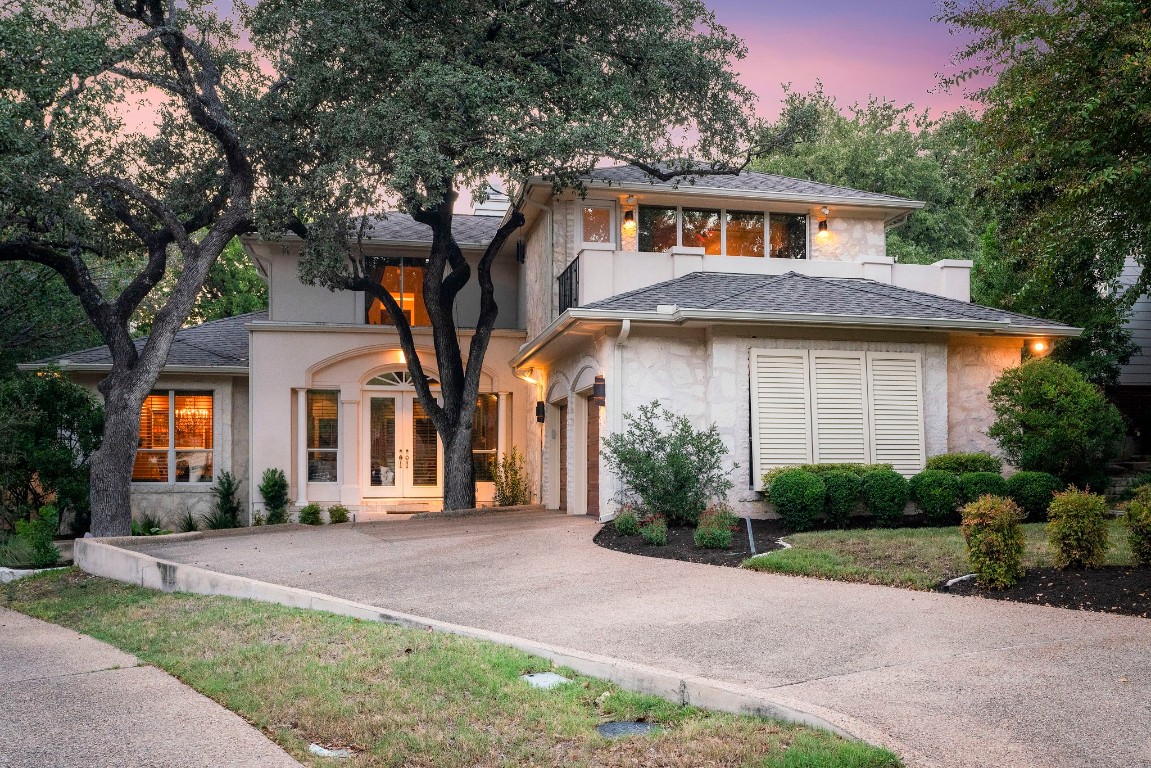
[941,0,1151,383]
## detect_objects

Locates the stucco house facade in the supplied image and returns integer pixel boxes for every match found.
[38,166,1079,524]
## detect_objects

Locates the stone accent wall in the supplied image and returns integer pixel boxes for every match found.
[810,215,887,262]
[947,337,1022,456]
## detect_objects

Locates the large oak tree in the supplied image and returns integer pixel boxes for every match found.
[0,0,270,535]
[250,0,762,510]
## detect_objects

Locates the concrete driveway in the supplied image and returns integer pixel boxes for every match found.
[131,509,1151,768]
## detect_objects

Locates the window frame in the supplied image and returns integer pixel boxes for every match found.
[306,390,340,484]
[579,203,617,250]
[133,389,216,485]
[634,204,810,259]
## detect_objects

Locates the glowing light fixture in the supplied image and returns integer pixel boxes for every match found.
[1030,340,1048,354]
[592,375,606,407]
[621,209,637,237]
[516,367,538,384]
[817,219,829,239]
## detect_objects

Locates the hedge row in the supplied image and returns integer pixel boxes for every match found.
[764,453,1063,529]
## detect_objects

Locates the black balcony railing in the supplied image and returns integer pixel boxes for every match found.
[558,257,579,313]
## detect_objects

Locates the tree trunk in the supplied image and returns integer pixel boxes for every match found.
[88,394,142,537]
[441,423,477,512]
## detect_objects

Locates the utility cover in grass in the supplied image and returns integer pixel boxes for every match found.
[520,672,571,689]
[596,722,660,738]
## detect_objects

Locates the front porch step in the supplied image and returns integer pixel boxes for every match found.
[354,502,436,521]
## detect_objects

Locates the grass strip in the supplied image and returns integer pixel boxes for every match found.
[744,521,1132,590]
[4,570,900,768]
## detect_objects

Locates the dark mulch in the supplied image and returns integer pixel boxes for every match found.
[946,566,1151,619]
[593,518,785,567]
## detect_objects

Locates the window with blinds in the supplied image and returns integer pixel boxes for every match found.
[750,349,925,487]
[133,391,214,483]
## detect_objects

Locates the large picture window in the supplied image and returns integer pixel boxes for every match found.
[366,257,431,326]
[637,206,806,258]
[133,391,214,483]
[307,390,339,482]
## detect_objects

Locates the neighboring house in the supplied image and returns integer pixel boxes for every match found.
[1113,259,1151,453]
[32,166,1079,524]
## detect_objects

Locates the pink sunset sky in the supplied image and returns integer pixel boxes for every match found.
[708,0,975,116]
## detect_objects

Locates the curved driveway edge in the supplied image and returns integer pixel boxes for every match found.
[74,536,918,762]
[0,606,301,768]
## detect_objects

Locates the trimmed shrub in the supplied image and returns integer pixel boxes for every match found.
[603,402,733,527]
[988,359,1124,488]
[640,518,668,546]
[762,462,891,489]
[925,452,1002,475]
[1046,488,1109,569]
[14,506,61,568]
[822,471,862,529]
[909,470,961,526]
[769,470,825,532]
[259,468,290,525]
[961,495,1025,589]
[210,471,243,528]
[131,511,168,536]
[1126,495,1151,566]
[698,504,740,533]
[959,472,1008,504]
[862,470,910,528]
[298,503,324,525]
[613,510,641,536]
[327,504,350,524]
[693,524,733,549]
[492,447,531,506]
[1005,471,1063,520]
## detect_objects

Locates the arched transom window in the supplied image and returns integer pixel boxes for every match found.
[366,370,439,387]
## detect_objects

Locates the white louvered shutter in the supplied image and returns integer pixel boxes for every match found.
[866,353,926,476]
[750,349,812,489]
[811,352,869,465]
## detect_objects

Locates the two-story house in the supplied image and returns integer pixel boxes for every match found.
[40,166,1080,524]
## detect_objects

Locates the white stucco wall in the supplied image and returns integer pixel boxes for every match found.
[946,336,1022,456]
[248,324,536,516]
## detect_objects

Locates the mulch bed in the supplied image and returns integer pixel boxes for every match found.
[593,518,785,567]
[946,566,1151,619]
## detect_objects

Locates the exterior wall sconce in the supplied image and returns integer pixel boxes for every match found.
[621,210,637,237]
[516,367,538,384]
[592,375,606,407]
[817,219,829,239]
[1029,339,1050,356]
[536,401,546,423]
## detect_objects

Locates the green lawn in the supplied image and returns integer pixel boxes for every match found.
[3,570,900,768]
[744,520,1133,590]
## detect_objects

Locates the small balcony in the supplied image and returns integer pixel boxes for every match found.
[556,248,973,312]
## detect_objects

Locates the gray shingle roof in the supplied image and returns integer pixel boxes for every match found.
[583,165,921,206]
[583,272,1074,331]
[29,311,265,371]
[362,213,504,245]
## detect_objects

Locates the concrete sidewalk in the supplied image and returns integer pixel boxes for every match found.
[128,509,1151,768]
[0,607,301,768]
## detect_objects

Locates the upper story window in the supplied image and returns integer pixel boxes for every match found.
[366,257,431,326]
[133,391,214,483]
[581,205,614,247]
[636,205,807,259]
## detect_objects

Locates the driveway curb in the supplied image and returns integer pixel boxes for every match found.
[74,537,921,763]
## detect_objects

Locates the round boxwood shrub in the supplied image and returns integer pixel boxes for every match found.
[909,470,961,526]
[1126,492,1151,567]
[614,509,641,536]
[1005,471,1063,520]
[822,471,862,529]
[1046,487,1109,568]
[327,504,350,524]
[988,359,1124,488]
[959,472,1008,504]
[297,503,324,526]
[961,495,1025,589]
[693,524,733,549]
[862,469,910,528]
[640,518,668,546]
[925,452,1003,475]
[769,470,826,532]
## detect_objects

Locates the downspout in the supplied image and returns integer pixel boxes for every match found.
[605,318,631,518]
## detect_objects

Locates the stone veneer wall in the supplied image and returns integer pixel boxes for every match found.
[947,337,1022,456]
[809,215,887,263]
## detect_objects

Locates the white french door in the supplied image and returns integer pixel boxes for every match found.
[362,393,443,498]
